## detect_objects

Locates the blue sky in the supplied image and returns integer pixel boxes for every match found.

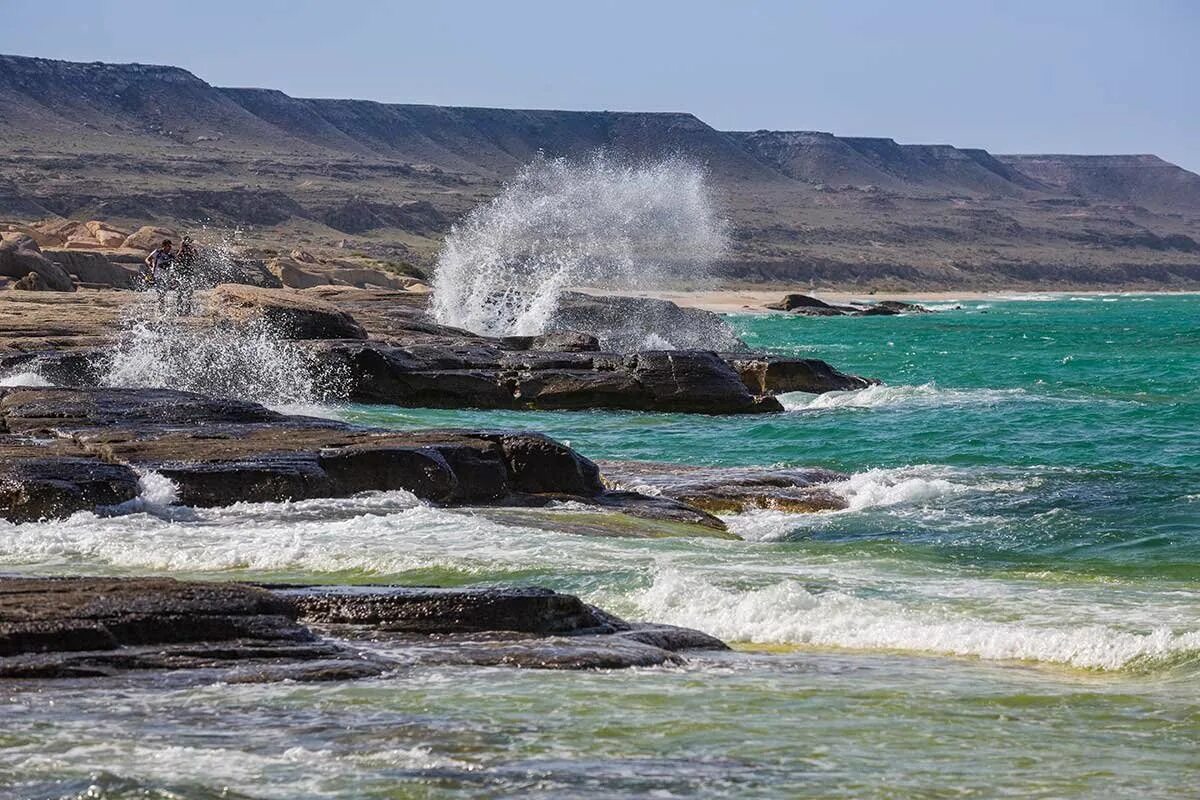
[2,0,1196,171]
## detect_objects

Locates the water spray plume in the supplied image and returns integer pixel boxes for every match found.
[431,153,728,337]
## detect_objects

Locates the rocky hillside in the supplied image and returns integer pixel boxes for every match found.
[1,53,1198,289]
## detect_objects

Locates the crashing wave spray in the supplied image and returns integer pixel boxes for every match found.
[100,230,345,411]
[431,153,728,337]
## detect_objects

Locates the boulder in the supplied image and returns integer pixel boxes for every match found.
[0,456,140,522]
[208,284,368,339]
[631,351,782,413]
[552,292,748,352]
[31,219,84,247]
[319,341,785,414]
[726,354,879,394]
[3,223,58,248]
[83,221,130,248]
[267,256,416,290]
[121,225,179,252]
[0,235,75,292]
[765,293,930,316]
[43,249,141,289]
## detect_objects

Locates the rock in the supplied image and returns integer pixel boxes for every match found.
[766,293,930,316]
[3,223,58,248]
[288,586,614,635]
[501,331,601,352]
[631,351,783,413]
[862,299,931,315]
[0,455,140,522]
[43,249,141,289]
[552,292,748,352]
[765,293,848,313]
[0,387,672,520]
[599,460,850,514]
[32,219,85,247]
[321,341,784,413]
[267,256,414,290]
[0,577,306,659]
[726,354,879,394]
[121,225,179,252]
[0,236,75,292]
[0,577,728,678]
[208,284,368,339]
[83,220,129,248]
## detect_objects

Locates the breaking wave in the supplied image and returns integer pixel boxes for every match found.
[431,153,728,336]
[779,383,1029,411]
[625,569,1200,670]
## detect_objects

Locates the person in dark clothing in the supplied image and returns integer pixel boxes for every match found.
[143,239,174,314]
[174,235,198,315]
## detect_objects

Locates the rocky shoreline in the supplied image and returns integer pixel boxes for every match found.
[0,577,727,679]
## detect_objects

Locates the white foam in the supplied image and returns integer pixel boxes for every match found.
[625,569,1200,670]
[0,371,54,387]
[779,383,1027,411]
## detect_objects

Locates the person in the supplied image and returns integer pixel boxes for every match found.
[143,239,174,314]
[173,235,198,315]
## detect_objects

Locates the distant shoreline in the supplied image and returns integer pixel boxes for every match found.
[574,287,1200,314]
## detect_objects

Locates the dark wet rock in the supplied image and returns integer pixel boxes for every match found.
[0,387,712,523]
[368,632,685,670]
[0,455,140,522]
[0,578,728,679]
[501,331,601,352]
[765,293,930,316]
[0,578,308,659]
[317,341,786,414]
[599,460,850,514]
[552,291,748,352]
[725,354,879,394]
[614,623,730,652]
[208,284,368,339]
[287,586,614,635]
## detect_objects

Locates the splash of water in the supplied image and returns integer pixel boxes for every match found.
[431,153,728,337]
[99,230,345,410]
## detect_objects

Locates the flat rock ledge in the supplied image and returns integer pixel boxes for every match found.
[0,577,727,679]
[0,386,727,532]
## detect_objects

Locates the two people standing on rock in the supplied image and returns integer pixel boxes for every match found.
[142,236,198,316]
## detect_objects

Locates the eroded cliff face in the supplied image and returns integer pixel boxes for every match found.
[1,54,1199,289]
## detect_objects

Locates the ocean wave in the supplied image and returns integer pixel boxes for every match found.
[779,383,1027,411]
[624,570,1200,670]
[724,465,1029,541]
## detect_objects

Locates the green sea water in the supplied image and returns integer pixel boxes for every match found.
[2,294,1198,798]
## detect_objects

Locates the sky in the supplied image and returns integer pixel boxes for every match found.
[2,0,1197,171]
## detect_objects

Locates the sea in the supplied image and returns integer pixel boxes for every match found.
[2,293,1197,798]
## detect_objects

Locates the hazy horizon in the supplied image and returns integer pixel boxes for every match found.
[0,0,1196,171]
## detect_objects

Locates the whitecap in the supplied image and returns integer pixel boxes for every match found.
[778,383,1027,411]
[622,569,1200,670]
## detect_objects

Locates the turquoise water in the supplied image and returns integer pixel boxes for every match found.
[2,294,1198,798]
